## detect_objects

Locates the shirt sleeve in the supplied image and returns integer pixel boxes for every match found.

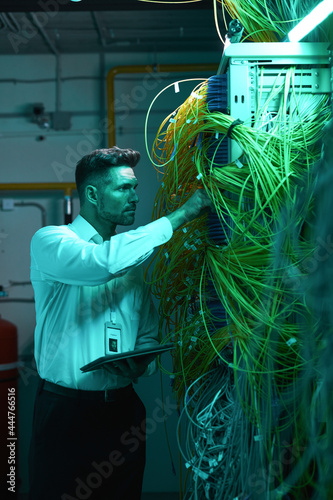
[30,217,173,286]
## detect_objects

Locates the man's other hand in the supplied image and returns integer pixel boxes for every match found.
[103,353,156,379]
[166,188,214,231]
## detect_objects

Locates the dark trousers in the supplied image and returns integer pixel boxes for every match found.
[28,380,146,500]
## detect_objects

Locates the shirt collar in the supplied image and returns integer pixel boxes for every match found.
[68,215,103,244]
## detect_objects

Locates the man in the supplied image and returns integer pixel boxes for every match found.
[28,146,212,500]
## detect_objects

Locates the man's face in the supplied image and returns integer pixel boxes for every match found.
[96,166,139,227]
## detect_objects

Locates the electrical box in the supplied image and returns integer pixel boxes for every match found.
[220,42,332,161]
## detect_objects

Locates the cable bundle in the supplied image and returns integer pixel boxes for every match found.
[146,69,331,498]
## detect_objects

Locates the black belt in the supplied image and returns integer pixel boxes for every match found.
[42,380,134,403]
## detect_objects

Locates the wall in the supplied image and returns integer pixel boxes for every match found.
[0,48,220,494]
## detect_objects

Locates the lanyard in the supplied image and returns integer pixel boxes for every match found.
[104,284,116,324]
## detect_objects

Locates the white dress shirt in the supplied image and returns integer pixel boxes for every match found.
[30,214,173,390]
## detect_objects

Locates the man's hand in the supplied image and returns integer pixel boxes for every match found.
[103,353,156,379]
[166,189,214,231]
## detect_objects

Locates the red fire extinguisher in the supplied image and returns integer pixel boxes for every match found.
[0,315,18,499]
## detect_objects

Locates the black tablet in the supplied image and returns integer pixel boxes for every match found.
[80,342,175,373]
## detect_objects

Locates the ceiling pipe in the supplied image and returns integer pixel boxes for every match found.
[106,63,217,146]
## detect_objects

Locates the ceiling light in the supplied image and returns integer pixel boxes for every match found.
[287,0,333,42]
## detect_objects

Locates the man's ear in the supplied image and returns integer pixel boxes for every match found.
[85,185,98,206]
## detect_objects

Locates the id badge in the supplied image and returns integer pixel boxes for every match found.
[104,322,122,354]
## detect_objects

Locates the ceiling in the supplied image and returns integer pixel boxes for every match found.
[0,0,228,55]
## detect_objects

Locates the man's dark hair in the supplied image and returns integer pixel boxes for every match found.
[75,146,141,203]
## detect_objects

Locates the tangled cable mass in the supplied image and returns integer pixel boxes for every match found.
[145,59,331,498]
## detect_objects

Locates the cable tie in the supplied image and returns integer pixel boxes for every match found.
[215,132,219,139]
[191,245,197,251]
[191,91,203,100]
[171,143,177,160]
[235,159,243,169]
[186,119,191,124]
[164,252,169,259]
[192,467,209,480]
[174,81,180,93]
[207,429,213,444]
[196,173,203,180]
[286,337,297,346]
[191,336,198,343]
[182,227,188,233]
[193,119,198,124]
[254,435,263,442]
[226,118,244,138]
[178,184,182,190]
[169,118,176,124]
[178,340,183,346]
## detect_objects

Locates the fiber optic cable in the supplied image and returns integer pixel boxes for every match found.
[147,58,330,497]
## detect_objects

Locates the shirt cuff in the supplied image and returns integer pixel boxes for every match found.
[144,217,173,246]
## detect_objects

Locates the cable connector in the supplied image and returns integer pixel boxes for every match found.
[191,91,203,100]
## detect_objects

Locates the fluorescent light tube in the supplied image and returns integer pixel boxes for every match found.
[288,0,333,42]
